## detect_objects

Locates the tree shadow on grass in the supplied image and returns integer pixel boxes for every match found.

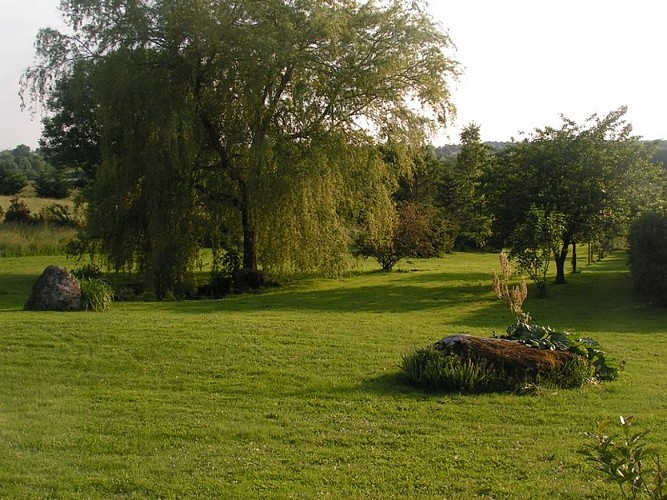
[358,370,493,401]
[162,260,667,334]
[0,273,35,310]
[171,280,492,315]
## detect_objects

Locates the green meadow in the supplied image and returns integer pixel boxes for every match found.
[1,252,665,498]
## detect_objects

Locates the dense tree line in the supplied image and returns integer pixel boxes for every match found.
[358,109,663,291]
[20,1,666,298]
[0,145,71,198]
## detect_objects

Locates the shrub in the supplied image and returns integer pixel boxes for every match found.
[354,201,455,271]
[628,212,667,307]
[34,167,70,199]
[79,278,114,312]
[3,196,33,224]
[37,203,81,228]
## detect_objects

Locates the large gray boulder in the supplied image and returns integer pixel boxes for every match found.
[24,266,83,312]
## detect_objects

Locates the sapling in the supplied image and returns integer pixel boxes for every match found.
[582,416,665,499]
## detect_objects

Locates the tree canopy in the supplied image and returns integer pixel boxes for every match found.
[23,0,460,295]
[483,107,662,285]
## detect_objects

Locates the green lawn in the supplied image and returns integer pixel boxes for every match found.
[1,253,665,498]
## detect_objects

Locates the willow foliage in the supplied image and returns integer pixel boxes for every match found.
[23,0,460,293]
[86,49,203,296]
[255,134,397,276]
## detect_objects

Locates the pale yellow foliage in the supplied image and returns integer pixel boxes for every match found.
[492,251,528,321]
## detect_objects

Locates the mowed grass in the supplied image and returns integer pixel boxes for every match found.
[1,253,666,498]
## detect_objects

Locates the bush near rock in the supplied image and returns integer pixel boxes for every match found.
[24,265,83,311]
[400,250,621,393]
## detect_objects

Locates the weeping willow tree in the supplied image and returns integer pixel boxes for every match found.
[82,49,205,296]
[255,133,398,276]
[23,0,460,294]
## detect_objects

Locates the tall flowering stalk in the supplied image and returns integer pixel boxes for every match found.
[492,250,529,322]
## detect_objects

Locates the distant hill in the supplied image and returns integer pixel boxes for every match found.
[435,140,667,167]
[433,141,511,160]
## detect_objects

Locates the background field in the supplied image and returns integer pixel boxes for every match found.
[0,193,79,257]
[0,190,77,214]
[1,252,665,498]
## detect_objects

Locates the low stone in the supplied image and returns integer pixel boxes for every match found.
[24,266,83,312]
[434,334,575,377]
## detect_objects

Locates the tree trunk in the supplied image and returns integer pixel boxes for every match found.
[240,183,257,271]
[571,242,578,273]
[554,239,569,284]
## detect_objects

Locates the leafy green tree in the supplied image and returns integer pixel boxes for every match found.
[23,0,459,294]
[484,107,662,285]
[393,145,442,205]
[507,207,564,295]
[34,165,70,199]
[39,61,101,185]
[11,146,48,181]
[438,123,493,248]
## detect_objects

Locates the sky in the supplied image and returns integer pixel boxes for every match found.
[1,0,665,151]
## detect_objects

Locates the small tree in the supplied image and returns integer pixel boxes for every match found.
[3,196,33,224]
[34,166,70,199]
[354,201,454,271]
[507,207,564,295]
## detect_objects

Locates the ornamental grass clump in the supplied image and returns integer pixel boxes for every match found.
[400,346,499,393]
[79,278,114,312]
